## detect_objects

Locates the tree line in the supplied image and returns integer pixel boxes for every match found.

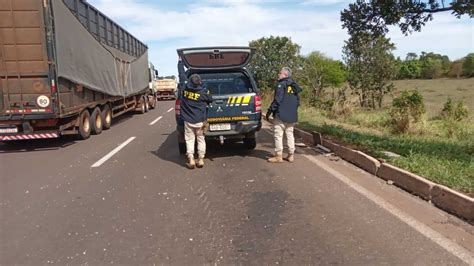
[248,1,472,111]
[248,36,472,108]
[397,52,474,79]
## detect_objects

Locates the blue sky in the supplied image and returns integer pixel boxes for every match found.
[88,0,473,76]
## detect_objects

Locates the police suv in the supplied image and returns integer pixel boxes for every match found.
[175,47,262,154]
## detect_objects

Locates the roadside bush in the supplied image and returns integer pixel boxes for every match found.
[345,110,391,130]
[441,119,471,139]
[300,87,335,111]
[441,98,469,121]
[307,97,334,110]
[390,90,426,133]
[328,87,353,118]
[454,102,469,121]
[441,98,454,118]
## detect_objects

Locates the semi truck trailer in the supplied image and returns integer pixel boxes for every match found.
[0,0,155,141]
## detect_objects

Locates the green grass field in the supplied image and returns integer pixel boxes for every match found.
[264,78,474,196]
[391,78,474,117]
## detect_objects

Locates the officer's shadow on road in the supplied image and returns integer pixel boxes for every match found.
[205,141,273,161]
[150,131,273,167]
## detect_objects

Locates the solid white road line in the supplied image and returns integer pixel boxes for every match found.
[302,154,474,265]
[149,116,163,125]
[91,137,136,168]
[167,108,174,113]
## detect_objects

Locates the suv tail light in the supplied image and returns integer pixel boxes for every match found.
[254,95,262,112]
[175,98,181,115]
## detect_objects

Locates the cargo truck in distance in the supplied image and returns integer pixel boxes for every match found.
[0,0,156,141]
[155,76,177,100]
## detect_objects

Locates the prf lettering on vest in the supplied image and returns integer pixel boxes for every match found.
[184,90,201,101]
[287,86,294,94]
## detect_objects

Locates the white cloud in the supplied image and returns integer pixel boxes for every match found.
[301,0,350,6]
[202,0,266,4]
[89,0,473,76]
[388,13,473,61]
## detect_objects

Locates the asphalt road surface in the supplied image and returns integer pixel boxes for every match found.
[1,101,473,265]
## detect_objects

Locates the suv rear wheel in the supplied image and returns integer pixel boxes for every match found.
[178,142,186,154]
[177,131,186,154]
[243,137,256,150]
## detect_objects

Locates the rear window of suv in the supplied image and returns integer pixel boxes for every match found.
[199,72,253,95]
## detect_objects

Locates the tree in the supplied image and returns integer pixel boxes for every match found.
[405,52,418,61]
[420,57,444,79]
[341,0,473,36]
[419,52,450,74]
[296,51,346,105]
[415,52,450,78]
[343,32,397,109]
[462,53,474,77]
[248,36,301,92]
[449,60,463,78]
[399,59,422,79]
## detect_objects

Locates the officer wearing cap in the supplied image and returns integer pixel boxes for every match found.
[178,58,213,169]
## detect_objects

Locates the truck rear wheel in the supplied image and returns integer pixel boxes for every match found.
[149,95,156,109]
[102,105,112,130]
[91,107,103,135]
[138,97,146,114]
[78,110,91,140]
[145,96,150,112]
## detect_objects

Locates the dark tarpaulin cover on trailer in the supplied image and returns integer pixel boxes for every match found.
[52,0,149,97]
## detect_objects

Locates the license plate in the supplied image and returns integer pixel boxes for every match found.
[209,123,231,131]
[0,127,18,134]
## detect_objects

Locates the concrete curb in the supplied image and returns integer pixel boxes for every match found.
[293,125,473,222]
[431,185,474,221]
[377,163,435,200]
[322,140,357,162]
[352,151,381,176]
[321,140,380,176]
[294,128,314,145]
[312,131,322,145]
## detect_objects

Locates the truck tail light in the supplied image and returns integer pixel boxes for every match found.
[51,79,56,93]
[47,118,58,126]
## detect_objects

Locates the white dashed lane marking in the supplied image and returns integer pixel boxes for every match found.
[149,116,163,126]
[91,137,136,168]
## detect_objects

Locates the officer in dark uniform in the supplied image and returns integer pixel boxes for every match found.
[178,58,213,169]
[266,67,302,163]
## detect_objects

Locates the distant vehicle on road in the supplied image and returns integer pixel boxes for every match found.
[175,47,262,154]
[0,0,156,141]
[156,77,177,100]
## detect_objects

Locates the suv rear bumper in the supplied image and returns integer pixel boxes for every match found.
[176,120,261,141]
[206,120,261,137]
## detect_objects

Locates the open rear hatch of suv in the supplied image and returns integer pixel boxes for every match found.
[177,47,255,70]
